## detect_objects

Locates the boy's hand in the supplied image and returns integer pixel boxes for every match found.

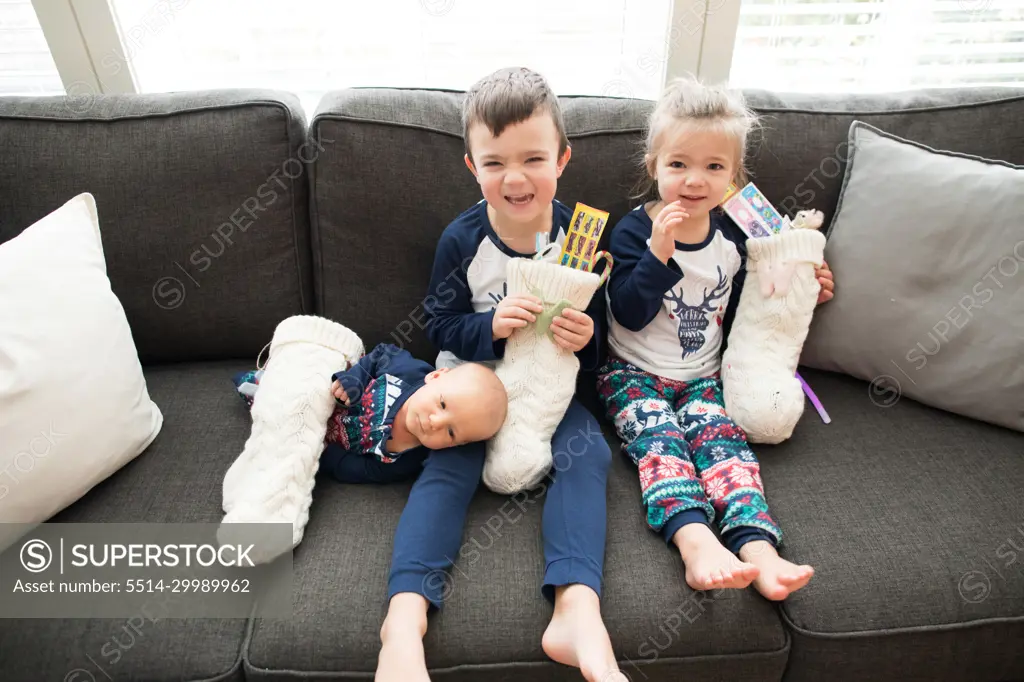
[651,200,688,264]
[492,294,544,340]
[331,379,351,406]
[552,308,594,352]
[815,260,834,305]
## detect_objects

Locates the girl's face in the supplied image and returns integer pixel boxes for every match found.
[648,127,738,217]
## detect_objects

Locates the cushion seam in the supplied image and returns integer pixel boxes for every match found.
[242,643,790,677]
[780,601,1024,639]
[0,99,296,123]
[750,92,1024,116]
[280,103,309,316]
[309,119,327,315]
[311,113,648,140]
[241,621,789,675]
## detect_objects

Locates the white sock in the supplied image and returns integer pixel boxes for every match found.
[722,227,825,444]
[219,315,364,563]
[484,258,602,494]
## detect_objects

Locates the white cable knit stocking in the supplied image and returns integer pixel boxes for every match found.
[721,225,825,444]
[218,315,364,563]
[483,256,602,495]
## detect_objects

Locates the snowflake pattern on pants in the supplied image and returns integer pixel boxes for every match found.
[596,357,781,544]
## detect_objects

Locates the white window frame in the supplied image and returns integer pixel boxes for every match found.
[32,0,1015,101]
[31,0,136,96]
[663,0,741,87]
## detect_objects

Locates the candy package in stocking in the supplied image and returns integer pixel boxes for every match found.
[483,245,610,495]
[721,211,826,444]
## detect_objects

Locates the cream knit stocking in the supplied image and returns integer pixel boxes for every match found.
[722,225,825,444]
[483,253,603,495]
[219,315,364,563]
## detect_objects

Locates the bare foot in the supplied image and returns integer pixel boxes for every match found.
[672,523,760,591]
[376,593,431,682]
[542,584,624,682]
[739,540,814,601]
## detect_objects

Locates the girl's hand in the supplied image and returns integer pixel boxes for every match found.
[551,308,594,352]
[815,260,834,305]
[651,200,688,264]
[492,294,544,340]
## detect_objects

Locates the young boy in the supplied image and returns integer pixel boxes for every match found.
[234,342,508,483]
[374,68,624,682]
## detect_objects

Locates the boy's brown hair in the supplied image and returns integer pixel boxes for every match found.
[461,67,569,162]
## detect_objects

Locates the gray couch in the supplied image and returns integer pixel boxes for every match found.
[1,85,1023,682]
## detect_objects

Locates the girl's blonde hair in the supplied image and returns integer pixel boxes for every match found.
[633,75,760,201]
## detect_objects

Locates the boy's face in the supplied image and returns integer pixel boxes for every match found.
[649,128,737,218]
[465,111,571,227]
[403,365,507,450]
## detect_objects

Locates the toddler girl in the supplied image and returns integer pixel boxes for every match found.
[597,76,832,600]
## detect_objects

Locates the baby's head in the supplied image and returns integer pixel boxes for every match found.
[637,75,759,217]
[461,67,571,228]
[402,362,508,450]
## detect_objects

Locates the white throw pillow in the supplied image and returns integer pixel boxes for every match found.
[0,193,163,551]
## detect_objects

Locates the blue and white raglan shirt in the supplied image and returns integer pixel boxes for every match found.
[424,199,605,373]
[606,206,747,382]
[233,343,433,463]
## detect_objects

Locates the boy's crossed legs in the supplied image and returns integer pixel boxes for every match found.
[376,399,624,682]
[597,359,813,600]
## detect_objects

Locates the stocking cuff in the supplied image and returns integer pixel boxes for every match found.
[270,315,365,360]
[748,229,826,268]
[513,259,601,310]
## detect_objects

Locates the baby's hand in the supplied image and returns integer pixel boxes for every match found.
[492,294,544,340]
[651,200,688,264]
[551,308,594,352]
[331,379,351,406]
[815,260,834,305]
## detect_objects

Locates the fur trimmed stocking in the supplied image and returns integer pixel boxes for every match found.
[722,219,826,444]
[219,315,364,563]
[483,252,604,494]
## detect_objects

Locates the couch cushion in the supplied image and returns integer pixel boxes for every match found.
[308,88,653,364]
[0,90,314,364]
[307,87,1024,368]
[244,416,788,682]
[0,360,256,682]
[741,87,1024,222]
[769,368,1024,682]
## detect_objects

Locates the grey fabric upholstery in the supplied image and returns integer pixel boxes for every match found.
[244,417,788,681]
[771,368,1024,682]
[740,88,1024,221]
[0,90,313,364]
[0,361,256,682]
[308,89,654,365]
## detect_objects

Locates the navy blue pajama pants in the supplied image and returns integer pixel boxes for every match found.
[385,398,612,608]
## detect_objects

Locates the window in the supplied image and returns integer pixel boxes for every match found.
[0,0,63,96]
[107,0,673,114]
[728,0,1024,92]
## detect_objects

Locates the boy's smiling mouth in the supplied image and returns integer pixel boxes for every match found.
[506,193,534,206]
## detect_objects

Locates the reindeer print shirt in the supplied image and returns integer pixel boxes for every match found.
[605,205,746,382]
[423,199,606,373]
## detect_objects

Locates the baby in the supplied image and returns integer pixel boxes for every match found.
[235,342,508,483]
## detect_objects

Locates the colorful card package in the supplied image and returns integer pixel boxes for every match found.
[720,181,786,239]
[558,202,610,272]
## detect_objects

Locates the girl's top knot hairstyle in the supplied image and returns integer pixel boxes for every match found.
[635,74,761,200]
[461,66,570,161]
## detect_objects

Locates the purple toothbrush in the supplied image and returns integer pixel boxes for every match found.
[797,371,830,424]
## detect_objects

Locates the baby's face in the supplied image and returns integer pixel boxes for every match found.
[403,365,507,450]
